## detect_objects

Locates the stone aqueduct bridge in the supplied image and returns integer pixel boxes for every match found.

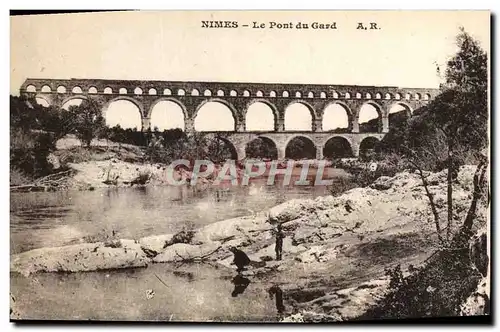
[20,78,439,159]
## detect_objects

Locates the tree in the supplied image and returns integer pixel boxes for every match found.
[66,99,106,148]
[403,28,488,245]
[10,95,71,178]
[246,138,278,159]
[285,137,316,159]
[430,28,488,243]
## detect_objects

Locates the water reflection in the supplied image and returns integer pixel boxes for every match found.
[11,263,279,321]
[268,285,285,317]
[231,275,251,297]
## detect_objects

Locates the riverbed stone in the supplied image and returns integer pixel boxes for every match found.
[10,242,149,276]
[152,242,222,263]
[139,234,174,254]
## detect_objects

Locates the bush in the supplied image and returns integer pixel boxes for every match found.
[10,129,56,178]
[329,176,359,196]
[332,154,408,192]
[66,100,106,148]
[10,167,32,186]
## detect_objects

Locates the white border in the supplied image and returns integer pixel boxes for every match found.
[2,1,498,332]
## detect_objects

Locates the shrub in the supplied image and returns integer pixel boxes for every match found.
[10,129,56,178]
[10,167,32,186]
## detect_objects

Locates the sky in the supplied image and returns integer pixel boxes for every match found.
[10,10,490,130]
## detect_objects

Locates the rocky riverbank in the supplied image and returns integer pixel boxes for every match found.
[10,165,489,321]
[21,136,346,191]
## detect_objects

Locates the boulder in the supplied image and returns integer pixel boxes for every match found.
[11,242,149,276]
[152,242,221,263]
[139,234,174,254]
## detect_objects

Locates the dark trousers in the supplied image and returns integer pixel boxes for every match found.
[275,242,282,260]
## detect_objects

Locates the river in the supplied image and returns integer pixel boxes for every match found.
[10,170,352,321]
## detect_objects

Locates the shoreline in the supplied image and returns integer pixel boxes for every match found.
[10,165,488,321]
[11,136,360,192]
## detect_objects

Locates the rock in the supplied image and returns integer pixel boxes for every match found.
[259,255,274,262]
[139,234,174,254]
[280,313,305,323]
[295,246,340,264]
[470,228,488,276]
[370,176,393,190]
[152,242,221,263]
[460,277,490,315]
[192,215,268,244]
[47,153,61,170]
[10,242,149,276]
[165,230,195,247]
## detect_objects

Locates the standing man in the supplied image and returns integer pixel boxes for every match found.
[274,223,284,261]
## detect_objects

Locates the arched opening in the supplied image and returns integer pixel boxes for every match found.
[385,93,392,100]
[322,103,350,132]
[150,100,185,131]
[204,89,212,97]
[395,93,402,100]
[359,137,380,161]
[164,88,172,95]
[207,136,238,162]
[308,92,314,98]
[177,89,185,96]
[375,93,382,99]
[134,87,143,95]
[35,97,50,108]
[323,137,353,159]
[217,90,224,97]
[230,90,237,97]
[424,93,431,100]
[415,93,421,100]
[26,85,36,92]
[256,91,263,97]
[195,101,235,131]
[388,103,412,128]
[285,136,316,160]
[405,93,411,100]
[333,92,339,99]
[191,89,200,96]
[41,85,51,93]
[359,103,381,133]
[366,93,372,99]
[57,86,67,94]
[61,98,84,111]
[245,102,275,131]
[243,90,250,97]
[282,91,289,98]
[119,88,127,95]
[344,92,351,99]
[105,100,142,130]
[320,92,326,99]
[88,87,98,94]
[356,92,362,99]
[295,92,302,98]
[72,86,83,94]
[104,87,112,94]
[284,103,313,131]
[245,137,278,160]
[389,103,412,117]
[269,91,277,97]
[148,88,157,95]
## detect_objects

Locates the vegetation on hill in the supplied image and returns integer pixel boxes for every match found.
[358,28,490,320]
